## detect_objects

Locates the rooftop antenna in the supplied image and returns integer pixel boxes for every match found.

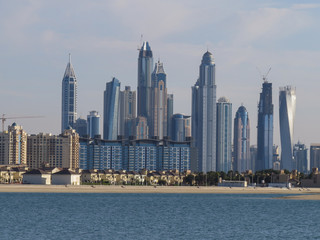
[137,34,143,51]
[69,53,71,63]
[257,67,271,82]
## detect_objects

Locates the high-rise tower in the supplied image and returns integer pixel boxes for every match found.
[87,111,100,138]
[256,81,273,171]
[151,60,167,139]
[61,54,77,133]
[233,106,250,172]
[137,41,153,132]
[167,94,174,137]
[192,51,217,172]
[293,142,308,173]
[103,77,120,140]
[279,86,296,171]
[216,97,232,172]
[119,86,136,138]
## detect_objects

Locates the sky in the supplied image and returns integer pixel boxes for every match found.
[0,0,320,149]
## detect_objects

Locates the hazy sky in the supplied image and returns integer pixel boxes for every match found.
[1,0,320,149]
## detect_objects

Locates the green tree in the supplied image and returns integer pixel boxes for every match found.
[185,174,195,186]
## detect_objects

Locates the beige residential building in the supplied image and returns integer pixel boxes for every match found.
[0,123,27,165]
[27,129,79,170]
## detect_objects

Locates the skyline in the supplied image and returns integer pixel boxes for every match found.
[1,1,320,149]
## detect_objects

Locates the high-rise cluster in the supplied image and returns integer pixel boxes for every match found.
[1,43,310,174]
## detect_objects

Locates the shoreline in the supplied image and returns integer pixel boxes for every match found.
[0,184,320,199]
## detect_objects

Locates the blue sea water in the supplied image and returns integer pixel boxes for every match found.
[0,193,319,240]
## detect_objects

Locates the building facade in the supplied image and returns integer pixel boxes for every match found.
[79,138,124,171]
[74,118,87,137]
[293,142,309,173]
[87,111,100,138]
[233,106,250,173]
[119,86,136,138]
[216,97,232,172]
[134,116,148,140]
[167,94,174,137]
[279,86,296,171]
[0,123,27,165]
[79,138,191,172]
[310,144,320,170]
[170,114,191,142]
[61,54,77,133]
[151,60,168,139]
[192,51,217,172]
[27,129,79,169]
[103,77,120,140]
[256,81,273,171]
[137,41,153,132]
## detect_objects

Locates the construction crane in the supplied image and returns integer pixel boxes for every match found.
[257,67,271,82]
[1,114,44,132]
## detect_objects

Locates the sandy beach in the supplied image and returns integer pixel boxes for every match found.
[0,184,319,199]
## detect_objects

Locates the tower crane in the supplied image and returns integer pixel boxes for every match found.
[257,67,271,82]
[1,114,44,132]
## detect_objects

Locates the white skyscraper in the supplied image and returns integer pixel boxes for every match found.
[192,51,217,172]
[279,86,296,171]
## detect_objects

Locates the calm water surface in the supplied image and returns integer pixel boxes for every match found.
[1,193,319,239]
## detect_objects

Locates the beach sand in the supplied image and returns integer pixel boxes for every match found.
[0,184,320,199]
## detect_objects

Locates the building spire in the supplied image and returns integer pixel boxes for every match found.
[63,54,76,79]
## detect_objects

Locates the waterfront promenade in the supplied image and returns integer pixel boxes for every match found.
[0,184,319,199]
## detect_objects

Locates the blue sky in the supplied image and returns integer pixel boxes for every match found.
[1,0,320,148]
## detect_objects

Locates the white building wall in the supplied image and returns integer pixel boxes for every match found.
[23,174,51,185]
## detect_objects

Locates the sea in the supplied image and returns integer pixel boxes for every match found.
[1,193,319,240]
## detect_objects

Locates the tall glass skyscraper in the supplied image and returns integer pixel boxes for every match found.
[233,105,250,173]
[192,51,217,172]
[61,54,77,133]
[119,86,136,138]
[167,94,174,137]
[216,97,232,172]
[151,60,167,139]
[170,114,191,142]
[293,142,309,173]
[256,81,273,171]
[87,111,100,138]
[137,41,153,132]
[310,144,320,170]
[279,86,296,171]
[103,77,120,140]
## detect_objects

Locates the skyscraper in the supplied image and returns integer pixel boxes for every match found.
[151,60,167,139]
[279,86,296,171]
[103,77,120,140]
[61,54,77,133]
[310,144,320,170]
[167,94,174,137]
[256,81,273,171]
[87,111,100,138]
[119,86,136,138]
[170,114,191,142]
[135,116,148,140]
[293,142,309,173]
[233,105,250,173]
[137,41,153,132]
[216,97,232,172]
[74,118,87,137]
[192,51,217,172]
